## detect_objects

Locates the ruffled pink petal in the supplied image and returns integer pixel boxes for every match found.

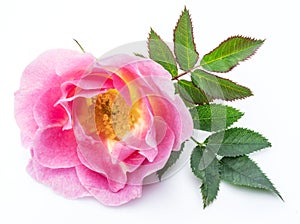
[109,99,166,164]
[33,87,68,128]
[57,71,114,130]
[76,165,142,206]
[147,95,182,149]
[100,55,173,106]
[27,159,89,199]
[73,112,127,192]
[122,60,175,100]
[33,127,81,168]
[20,49,94,91]
[145,116,167,149]
[14,90,39,139]
[112,66,173,105]
[97,54,143,73]
[127,127,175,185]
[20,133,33,148]
[122,151,146,172]
[76,139,127,193]
[110,143,145,172]
[15,49,95,137]
[55,53,95,79]
[98,54,170,80]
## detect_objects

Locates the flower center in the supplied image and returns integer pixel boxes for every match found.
[95,89,140,141]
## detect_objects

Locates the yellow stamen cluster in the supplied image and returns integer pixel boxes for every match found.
[95,89,140,141]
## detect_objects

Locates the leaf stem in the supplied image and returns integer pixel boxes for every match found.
[190,136,205,147]
[171,65,201,80]
[73,39,86,53]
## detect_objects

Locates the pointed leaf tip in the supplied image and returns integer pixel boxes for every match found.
[190,104,244,132]
[148,28,178,77]
[191,69,253,101]
[174,7,199,71]
[205,127,272,157]
[178,80,211,105]
[220,156,282,199]
[201,35,264,72]
[191,146,220,208]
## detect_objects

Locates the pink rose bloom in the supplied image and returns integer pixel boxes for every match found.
[14,49,193,206]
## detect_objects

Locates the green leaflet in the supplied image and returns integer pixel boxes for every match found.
[190,104,244,132]
[201,36,264,72]
[220,156,282,199]
[205,127,271,157]
[177,80,210,105]
[191,69,253,101]
[174,82,195,108]
[174,7,199,71]
[148,29,178,77]
[191,146,220,208]
[157,142,185,181]
[133,52,146,58]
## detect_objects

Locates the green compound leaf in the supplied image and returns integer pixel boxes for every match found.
[204,128,271,157]
[157,142,185,181]
[191,69,253,101]
[220,156,282,200]
[178,80,211,105]
[190,104,244,132]
[148,28,178,77]
[174,7,199,71]
[200,36,264,72]
[191,146,220,208]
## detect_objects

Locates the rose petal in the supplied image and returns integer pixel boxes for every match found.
[73,114,127,192]
[33,87,68,128]
[20,133,33,148]
[76,139,127,193]
[14,90,39,139]
[110,143,145,172]
[15,49,94,137]
[97,54,142,73]
[55,53,95,78]
[20,49,94,91]
[148,95,182,149]
[99,54,171,80]
[57,71,114,130]
[27,159,89,199]
[76,165,142,206]
[33,127,81,168]
[122,151,146,172]
[127,127,175,185]
[112,68,174,105]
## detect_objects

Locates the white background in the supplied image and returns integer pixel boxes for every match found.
[1,0,299,223]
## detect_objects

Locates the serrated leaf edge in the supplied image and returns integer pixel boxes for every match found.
[190,104,244,132]
[220,156,282,200]
[191,69,253,101]
[200,35,265,73]
[190,147,221,208]
[148,28,178,76]
[178,80,210,105]
[205,127,272,157]
[173,6,199,70]
[201,163,221,208]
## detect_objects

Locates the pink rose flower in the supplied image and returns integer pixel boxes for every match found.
[14,49,193,206]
